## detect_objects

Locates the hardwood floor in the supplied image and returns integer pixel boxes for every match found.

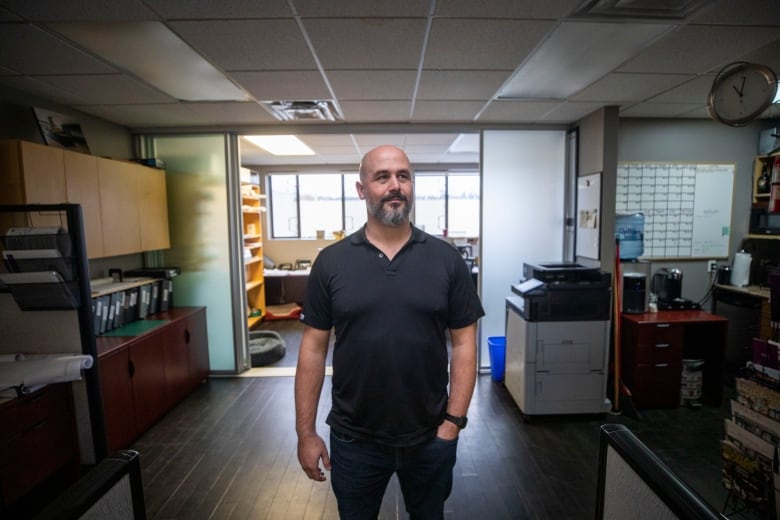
[132,321,734,519]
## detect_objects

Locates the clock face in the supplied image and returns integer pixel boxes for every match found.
[707,63,778,126]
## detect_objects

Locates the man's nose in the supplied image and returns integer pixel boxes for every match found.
[387,174,401,189]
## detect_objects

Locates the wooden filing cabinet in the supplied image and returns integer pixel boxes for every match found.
[621,318,684,408]
[0,383,80,512]
[621,310,728,408]
[97,307,209,453]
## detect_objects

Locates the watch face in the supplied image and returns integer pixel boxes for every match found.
[708,63,778,126]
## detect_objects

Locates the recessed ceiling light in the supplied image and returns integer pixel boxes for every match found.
[243,135,315,156]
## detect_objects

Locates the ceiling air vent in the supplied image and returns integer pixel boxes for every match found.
[263,100,340,122]
[573,0,714,20]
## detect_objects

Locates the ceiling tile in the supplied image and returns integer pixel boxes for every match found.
[691,0,780,25]
[620,102,704,118]
[477,99,563,122]
[0,6,20,21]
[75,103,201,127]
[303,18,427,69]
[647,75,714,103]
[0,75,91,105]
[169,19,317,71]
[0,23,116,75]
[229,70,331,101]
[425,19,555,69]
[34,74,176,104]
[618,25,780,74]
[0,0,155,21]
[417,70,511,100]
[294,0,430,17]
[434,0,582,18]
[339,100,412,121]
[145,0,292,19]
[541,101,607,122]
[411,100,484,121]
[572,73,696,102]
[326,70,417,100]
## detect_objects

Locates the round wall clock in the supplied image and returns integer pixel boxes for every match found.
[706,62,778,127]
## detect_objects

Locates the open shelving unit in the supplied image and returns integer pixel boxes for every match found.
[240,168,266,329]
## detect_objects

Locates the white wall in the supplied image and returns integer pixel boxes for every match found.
[480,130,566,366]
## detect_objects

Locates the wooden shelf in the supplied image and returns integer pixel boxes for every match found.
[747,233,780,240]
[241,168,266,324]
[246,279,263,291]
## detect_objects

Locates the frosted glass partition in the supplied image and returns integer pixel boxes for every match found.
[151,135,238,372]
[480,130,566,367]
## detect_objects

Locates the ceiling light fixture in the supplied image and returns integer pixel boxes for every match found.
[243,135,315,156]
[497,21,671,100]
[51,21,249,101]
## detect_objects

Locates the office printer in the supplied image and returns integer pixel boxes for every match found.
[511,262,611,321]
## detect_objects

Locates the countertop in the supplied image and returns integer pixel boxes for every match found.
[714,283,771,300]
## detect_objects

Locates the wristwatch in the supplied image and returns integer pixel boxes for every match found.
[444,413,468,429]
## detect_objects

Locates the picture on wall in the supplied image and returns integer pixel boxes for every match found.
[32,107,91,153]
[576,172,601,260]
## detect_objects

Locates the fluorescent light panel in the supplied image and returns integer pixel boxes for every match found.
[244,135,315,156]
[51,22,248,101]
[498,21,671,99]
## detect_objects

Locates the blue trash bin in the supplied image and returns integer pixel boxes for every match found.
[488,336,506,382]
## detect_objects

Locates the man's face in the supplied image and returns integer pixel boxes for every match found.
[358,147,414,227]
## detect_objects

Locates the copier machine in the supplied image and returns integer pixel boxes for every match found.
[505,262,612,416]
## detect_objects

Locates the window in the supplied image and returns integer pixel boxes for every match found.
[267,171,480,239]
[414,172,480,237]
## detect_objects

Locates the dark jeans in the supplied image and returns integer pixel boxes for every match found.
[330,429,458,520]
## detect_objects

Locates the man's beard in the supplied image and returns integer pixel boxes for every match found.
[367,192,412,226]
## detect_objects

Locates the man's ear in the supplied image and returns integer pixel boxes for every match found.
[356,181,365,199]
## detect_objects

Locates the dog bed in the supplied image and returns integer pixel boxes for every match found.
[249,330,286,366]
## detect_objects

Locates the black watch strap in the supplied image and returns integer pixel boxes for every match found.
[444,413,468,429]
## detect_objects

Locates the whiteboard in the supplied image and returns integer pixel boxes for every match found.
[615,162,734,259]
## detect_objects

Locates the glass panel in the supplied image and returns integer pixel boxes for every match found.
[151,134,236,371]
[447,174,480,237]
[344,173,363,233]
[299,174,343,239]
[269,175,298,238]
[414,175,446,234]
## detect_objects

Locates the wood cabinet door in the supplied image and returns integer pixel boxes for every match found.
[98,348,136,452]
[98,158,141,256]
[64,150,104,258]
[162,319,191,408]
[19,141,67,227]
[186,308,210,389]
[129,333,167,434]
[136,165,170,251]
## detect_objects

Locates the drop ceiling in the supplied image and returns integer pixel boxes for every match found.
[0,0,778,167]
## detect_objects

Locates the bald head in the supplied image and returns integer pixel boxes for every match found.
[359,145,412,182]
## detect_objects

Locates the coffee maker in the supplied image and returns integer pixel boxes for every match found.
[651,268,700,310]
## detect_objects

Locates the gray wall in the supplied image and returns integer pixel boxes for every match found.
[0,85,133,160]
[615,118,770,305]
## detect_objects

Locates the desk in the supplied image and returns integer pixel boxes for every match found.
[621,311,727,408]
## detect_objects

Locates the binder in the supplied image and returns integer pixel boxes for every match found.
[160,279,171,312]
[93,297,103,334]
[99,295,110,334]
[149,281,160,315]
[138,284,151,319]
[128,287,139,322]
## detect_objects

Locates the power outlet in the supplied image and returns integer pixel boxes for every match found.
[707,260,717,272]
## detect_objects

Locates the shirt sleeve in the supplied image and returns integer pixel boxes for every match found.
[299,252,333,331]
[447,251,485,329]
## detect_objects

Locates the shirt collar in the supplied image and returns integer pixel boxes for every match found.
[350,223,426,245]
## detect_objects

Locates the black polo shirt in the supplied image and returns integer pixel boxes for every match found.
[300,225,485,447]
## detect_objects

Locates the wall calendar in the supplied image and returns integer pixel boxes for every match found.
[615,162,734,259]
